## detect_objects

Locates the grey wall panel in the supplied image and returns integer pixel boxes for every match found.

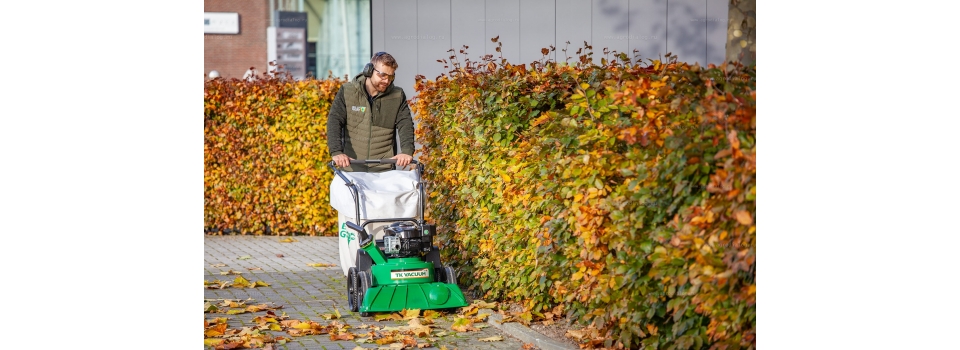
[592,0,630,64]
[485,0,521,64]
[383,0,419,100]
[519,0,556,64]
[555,0,592,64]
[418,0,452,83]
[667,0,706,64]
[372,0,385,53]
[451,0,487,63]
[628,0,667,64]
[705,0,727,65]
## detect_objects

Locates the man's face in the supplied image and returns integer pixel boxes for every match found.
[370,63,395,93]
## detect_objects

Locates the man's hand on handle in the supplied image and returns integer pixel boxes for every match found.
[332,154,352,168]
[391,154,413,168]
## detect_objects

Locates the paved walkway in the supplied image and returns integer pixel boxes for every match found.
[204,235,528,350]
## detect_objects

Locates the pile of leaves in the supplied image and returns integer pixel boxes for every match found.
[204,75,344,236]
[411,40,755,349]
[203,300,509,349]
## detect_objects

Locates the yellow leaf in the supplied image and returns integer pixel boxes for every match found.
[735,211,753,225]
[204,339,225,347]
[401,309,421,320]
[307,262,336,267]
[472,300,498,309]
[451,317,476,332]
[279,237,298,243]
[479,336,504,342]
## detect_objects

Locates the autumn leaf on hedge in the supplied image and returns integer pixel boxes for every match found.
[735,210,753,225]
[479,336,504,342]
[451,317,477,332]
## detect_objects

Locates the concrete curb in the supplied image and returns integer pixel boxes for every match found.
[480,309,577,350]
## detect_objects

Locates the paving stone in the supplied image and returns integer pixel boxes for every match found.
[205,236,532,349]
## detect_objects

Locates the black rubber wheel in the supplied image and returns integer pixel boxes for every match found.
[347,267,359,312]
[358,270,372,317]
[442,266,458,286]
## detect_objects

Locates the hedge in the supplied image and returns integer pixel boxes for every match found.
[411,42,755,349]
[204,75,344,236]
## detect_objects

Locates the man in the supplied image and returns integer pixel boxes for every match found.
[327,52,415,172]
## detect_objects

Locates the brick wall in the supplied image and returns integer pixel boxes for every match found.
[205,0,269,79]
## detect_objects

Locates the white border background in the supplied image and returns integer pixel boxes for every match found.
[1,0,958,348]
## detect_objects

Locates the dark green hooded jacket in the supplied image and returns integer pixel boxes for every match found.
[327,74,415,172]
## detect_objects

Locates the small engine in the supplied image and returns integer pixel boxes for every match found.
[382,222,434,258]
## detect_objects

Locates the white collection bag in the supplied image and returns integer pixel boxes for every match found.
[330,170,421,275]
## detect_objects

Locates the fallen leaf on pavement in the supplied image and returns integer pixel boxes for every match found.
[247,267,263,271]
[279,237,298,243]
[479,335,503,342]
[203,339,224,347]
[422,310,441,322]
[232,276,251,288]
[401,309,421,320]
[211,263,227,268]
[276,254,284,258]
[472,300,498,309]
[237,255,252,260]
[219,299,245,308]
[204,302,218,313]
[219,270,244,275]
[375,313,402,322]
[460,304,479,316]
[321,309,342,320]
[307,262,336,267]
[451,317,477,332]
[329,333,355,341]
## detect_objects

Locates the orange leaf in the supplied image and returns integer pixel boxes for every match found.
[734,210,753,225]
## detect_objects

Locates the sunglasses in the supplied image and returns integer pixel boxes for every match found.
[373,67,396,81]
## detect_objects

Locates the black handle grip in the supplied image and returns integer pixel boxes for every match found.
[327,159,421,167]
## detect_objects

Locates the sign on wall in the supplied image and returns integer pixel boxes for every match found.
[275,27,306,79]
[204,12,239,34]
